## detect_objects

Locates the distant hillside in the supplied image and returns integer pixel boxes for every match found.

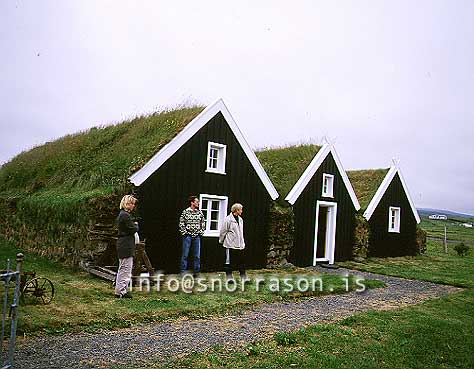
[417,208,474,219]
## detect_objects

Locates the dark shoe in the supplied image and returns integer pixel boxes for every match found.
[115,293,132,299]
[225,274,235,284]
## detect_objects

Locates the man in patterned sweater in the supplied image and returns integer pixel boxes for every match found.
[179,195,205,276]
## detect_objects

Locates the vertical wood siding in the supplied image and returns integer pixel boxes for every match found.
[368,173,417,256]
[137,112,272,273]
[291,153,356,266]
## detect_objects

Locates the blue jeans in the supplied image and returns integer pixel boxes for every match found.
[181,235,201,273]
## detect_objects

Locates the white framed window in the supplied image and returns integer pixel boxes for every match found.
[388,207,401,233]
[206,142,226,175]
[322,173,334,198]
[199,194,228,237]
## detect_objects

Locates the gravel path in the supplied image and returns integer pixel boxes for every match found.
[14,268,461,369]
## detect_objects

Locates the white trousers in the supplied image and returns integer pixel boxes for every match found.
[115,257,133,296]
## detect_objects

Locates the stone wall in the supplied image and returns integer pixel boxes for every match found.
[266,206,295,268]
[0,191,123,266]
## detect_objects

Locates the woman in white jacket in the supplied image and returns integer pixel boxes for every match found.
[219,203,247,281]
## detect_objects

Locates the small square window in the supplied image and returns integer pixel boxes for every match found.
[322,173,334,198]
[388,207,401,233]
[199,194,228,236]
[206,142,226,175]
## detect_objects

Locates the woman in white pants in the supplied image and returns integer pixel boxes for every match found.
[115,195,138,298]
[219,203,247,281]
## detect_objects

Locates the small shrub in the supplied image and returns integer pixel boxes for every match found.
[415,226,427,254]
[274,331,298,346]
[353,214,370,259]
[454,242,469,257]
[246,342,262,356]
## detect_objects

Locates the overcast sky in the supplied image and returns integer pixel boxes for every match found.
[1,1,473,214]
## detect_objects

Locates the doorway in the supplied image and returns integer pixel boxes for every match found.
[313,201,337,265]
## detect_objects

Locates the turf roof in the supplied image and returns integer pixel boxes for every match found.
[347,168,389,210]
[0,106,204,195]
[255,144,321,204]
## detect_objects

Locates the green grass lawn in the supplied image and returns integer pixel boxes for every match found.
[3,221,474,368]
[339,239,474,288]
[0,237,382,337]
[163,289,473,369]
[161,235,474,368]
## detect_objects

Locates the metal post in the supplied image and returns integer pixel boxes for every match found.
[0,260,11,359]
[7,253,23,365]
[444,225,448,254]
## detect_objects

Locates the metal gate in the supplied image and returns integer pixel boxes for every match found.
[0,253,23,369]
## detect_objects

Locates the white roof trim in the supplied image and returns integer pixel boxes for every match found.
[363,162,421,224]
[128,98,279,200]
[285,142,361,210]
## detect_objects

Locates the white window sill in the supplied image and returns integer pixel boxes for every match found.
[205,169,226,175]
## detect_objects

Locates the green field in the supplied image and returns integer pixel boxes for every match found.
[420,215,474,244]
[340,239,473,288]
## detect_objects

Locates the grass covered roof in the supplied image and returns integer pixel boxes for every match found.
[347,168,389,210]
[0,106,204,196]
[256,144,321,205]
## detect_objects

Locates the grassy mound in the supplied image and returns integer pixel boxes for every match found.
[0,105,203,263]
[256,144,320,206]
[1,106,203,195]
[347,168,389,210]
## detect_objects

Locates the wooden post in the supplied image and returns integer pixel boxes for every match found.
[444,225,448,254]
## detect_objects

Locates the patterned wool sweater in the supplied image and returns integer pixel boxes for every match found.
[179,207,205,237]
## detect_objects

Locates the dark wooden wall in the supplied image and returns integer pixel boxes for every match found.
[137,112,272,273]
[368,173,418,256]
[291,152,356,266]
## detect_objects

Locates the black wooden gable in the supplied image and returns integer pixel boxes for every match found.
[367,172,418,256]
[136,110,274,272]
[141,111,271,199]
[291,151,358,266]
